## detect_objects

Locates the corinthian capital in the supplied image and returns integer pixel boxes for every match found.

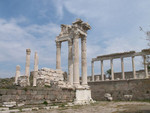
[56,41,61,48]
[26,49,31,55]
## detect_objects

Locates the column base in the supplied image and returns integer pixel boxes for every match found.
[74,89,95,105]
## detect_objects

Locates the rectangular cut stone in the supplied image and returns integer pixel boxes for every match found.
[74,89,92,105]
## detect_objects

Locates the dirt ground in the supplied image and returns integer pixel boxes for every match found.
[24,101,150,113]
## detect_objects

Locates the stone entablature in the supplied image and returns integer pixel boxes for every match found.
[91,49,150,81]
[55,19,91,88]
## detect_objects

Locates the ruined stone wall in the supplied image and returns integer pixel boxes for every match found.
[88,78,150,101]
[87,70,149,81]
[0,87,75,105]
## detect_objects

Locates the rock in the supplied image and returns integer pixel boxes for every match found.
[22,108,32,112]
[17,103,25,107]
[50,106,59,109]
[104,93,113,101]
[0,107,9,111]
[124,95,133,101]
[3,101,16,107]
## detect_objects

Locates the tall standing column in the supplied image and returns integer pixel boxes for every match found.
[111,59,114,80]
[81,37,88,86]
[25,49,31,84]
[121,57,125,79]
[91,61,94,81]
[68,40,73,85]
[56,41,61,70]
[33,52,38,86]
[132,56,136,79]
[15,65,20,85]
[101,60,104,81]
[143,55,149,78]
[73,35,80,86]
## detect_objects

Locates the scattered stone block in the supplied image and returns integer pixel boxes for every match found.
[104,93,113,101]
[17,103,24,107]
[0,107,9,111]
[43,106,50,110]
[22,108,32,112]
[3,101,16,107]
[50,106,59,109]
[124,95,133,101]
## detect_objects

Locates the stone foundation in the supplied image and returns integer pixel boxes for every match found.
[0,87,75,105]
[88,78,150,101]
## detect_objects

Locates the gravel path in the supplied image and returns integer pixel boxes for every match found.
[24,101,150,113]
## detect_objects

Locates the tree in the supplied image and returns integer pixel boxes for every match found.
[106,69,111,79]
[140,26,150,69]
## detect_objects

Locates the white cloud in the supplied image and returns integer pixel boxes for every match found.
[0,17,60,78]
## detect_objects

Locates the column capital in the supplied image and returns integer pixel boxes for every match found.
[16,65,20,71]
[68,39,73,46]
[26,49,31,55]
[56,41,61,48]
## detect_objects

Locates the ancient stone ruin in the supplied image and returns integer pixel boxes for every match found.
[1,19,150,112]
[91,49,150,81]
[14,19,93,105]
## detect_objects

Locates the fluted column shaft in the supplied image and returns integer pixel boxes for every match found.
[56,42,61,70]
[132,56,136,79]
[143,55,149,78]
[33,52,38,86]
[15,65,20,85]
[91,61,94,81]
[111,59,114,80]
[81,37,88,86]
[68,40,73,85]
[73,35,80,86]
[121,57,125,79]
[101,60,104,81]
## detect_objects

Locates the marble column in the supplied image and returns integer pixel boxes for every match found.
[81,37,88,86]
[68,40,73,85]
[132,56,136,79]
[143,55,149,78]
[15,65,20,85]
[101,60,104,81]
[56,41,61,70]
[73,35,80,86]
[121,57,125,79]
[91,61,94,81]
[111,59,114,80]
[25,49,31,77]
[33,52,38,86]
[25,49,31,85]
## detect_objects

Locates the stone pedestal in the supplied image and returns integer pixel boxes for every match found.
[95,76,99,81]
[74,89,93,105]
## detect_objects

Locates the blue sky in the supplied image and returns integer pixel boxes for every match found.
[0,0,150,78]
